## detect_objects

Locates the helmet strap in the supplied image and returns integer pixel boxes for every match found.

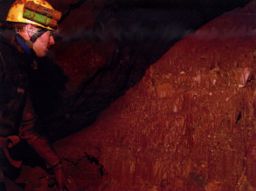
[20,24,47,44]
[30,28,47,42]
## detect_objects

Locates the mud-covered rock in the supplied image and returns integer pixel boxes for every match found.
[51,1,256,190]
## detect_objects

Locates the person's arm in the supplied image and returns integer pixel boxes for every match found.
[19,96,65,190]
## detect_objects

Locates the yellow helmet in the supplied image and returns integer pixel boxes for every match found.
[6,0,62,30]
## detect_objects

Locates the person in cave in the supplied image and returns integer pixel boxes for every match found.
[0,0,66,190]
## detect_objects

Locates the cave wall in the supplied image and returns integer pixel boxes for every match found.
[42,0,251,141]
[50,0,115,91]
[52,1,256,190]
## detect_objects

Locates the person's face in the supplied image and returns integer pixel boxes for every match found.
[32,30,55,57]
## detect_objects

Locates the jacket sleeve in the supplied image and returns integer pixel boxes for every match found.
[19,96,60,167]
[0,51,13,104]
[0,50,18,136]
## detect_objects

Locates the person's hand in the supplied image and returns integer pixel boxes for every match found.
[53,163,80,191]
[53,163,65,191]
[64,176,80,191]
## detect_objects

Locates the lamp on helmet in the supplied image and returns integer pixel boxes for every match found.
[6,0,62,31]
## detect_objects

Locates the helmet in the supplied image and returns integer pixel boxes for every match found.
[6,0,61,30]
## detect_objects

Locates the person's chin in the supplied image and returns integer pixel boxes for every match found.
[37,50,48,57]
[36,53,47,57]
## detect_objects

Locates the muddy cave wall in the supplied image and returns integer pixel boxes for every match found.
[43,0,251,140]
[50,1,256,190]
[50,0,250,91]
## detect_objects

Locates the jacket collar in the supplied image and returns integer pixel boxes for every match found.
[15,34,32,55]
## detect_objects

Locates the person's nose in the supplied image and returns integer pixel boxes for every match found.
[49,35,55,46]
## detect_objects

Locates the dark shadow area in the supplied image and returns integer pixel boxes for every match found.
[29,57,68,121]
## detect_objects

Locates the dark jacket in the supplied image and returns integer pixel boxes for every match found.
[0,32,30,136]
